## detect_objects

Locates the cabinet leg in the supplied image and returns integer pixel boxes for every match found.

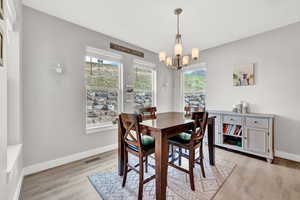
[267,158,273,164]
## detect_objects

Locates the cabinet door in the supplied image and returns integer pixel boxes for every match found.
[215,114,221,145]
[245,128,269,155]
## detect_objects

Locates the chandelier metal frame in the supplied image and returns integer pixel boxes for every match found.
[159,8,199,70]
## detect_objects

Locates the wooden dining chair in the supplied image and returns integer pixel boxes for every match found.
[119,113,156,200]
[184,106,205,117]
[139,106,157,172]
[168,111,208,191]
[139,107,157,120]
[182,106,206,157]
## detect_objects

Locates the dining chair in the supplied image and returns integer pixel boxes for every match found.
[139,106,157,172]
[119,113,156,200]
[182,106,206,159]
[184,107,205,134]
[139,106,157,120]
[168,111,208,191]
[184,106,206,117]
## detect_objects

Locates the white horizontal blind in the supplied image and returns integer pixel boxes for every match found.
[133,59,156,69]
[86,46,122,63]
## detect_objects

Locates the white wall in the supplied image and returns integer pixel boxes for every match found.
[22,6,173,167]
[0,0,24,199]
[174,22,300,156]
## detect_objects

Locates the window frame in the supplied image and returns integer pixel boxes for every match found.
[133,65,157,108]
[133,59,157,108]
[85,47,123,134]
[180,63,207,111]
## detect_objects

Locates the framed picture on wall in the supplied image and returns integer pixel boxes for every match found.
[233,63,254,86]
[0,0,3,20]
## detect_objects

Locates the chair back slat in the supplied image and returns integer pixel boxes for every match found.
[139,107,157,120]
[190,112,208,144]
[119,113,143,152]
[184,106,206,117]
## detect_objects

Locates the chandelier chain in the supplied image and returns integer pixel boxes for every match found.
[177,14,179,35]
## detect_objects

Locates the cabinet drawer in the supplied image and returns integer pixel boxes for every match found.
[246,117,269,129]
[223,115,242,125]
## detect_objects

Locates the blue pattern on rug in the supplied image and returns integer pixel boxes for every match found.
[88,154,236,200]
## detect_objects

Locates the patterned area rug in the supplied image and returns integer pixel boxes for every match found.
[88,154,236,200]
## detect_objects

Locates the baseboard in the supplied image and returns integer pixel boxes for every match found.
[12,169,24,200]
[275,150,300,163]
[24,144,117,176]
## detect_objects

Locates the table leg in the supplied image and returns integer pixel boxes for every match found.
[155,131,169,200]
[118,119,124,176]
[207,117,215,166]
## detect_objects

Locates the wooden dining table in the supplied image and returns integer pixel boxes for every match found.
[118,112,216,200]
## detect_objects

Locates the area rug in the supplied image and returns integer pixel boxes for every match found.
[88,154,236,200]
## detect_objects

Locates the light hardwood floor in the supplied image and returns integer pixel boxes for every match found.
[21,147,300,200]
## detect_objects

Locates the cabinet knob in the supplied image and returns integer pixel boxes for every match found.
[254,121,258,123]
[244,137,247,140]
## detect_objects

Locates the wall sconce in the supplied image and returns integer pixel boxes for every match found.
[54,64,64,74]
[163,82,169,87]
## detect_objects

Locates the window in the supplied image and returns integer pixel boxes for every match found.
[85,56,122,128]
[182,68,207,109]
[133,62,156,108]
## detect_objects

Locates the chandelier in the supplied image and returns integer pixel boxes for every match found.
[159,8,199,70]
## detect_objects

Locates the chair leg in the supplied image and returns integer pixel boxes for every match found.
[200,143,204,158]
[171,144,175,163]
[199,145,206,178]
[145,156,148,173]
[179,148,182,166]
[138,156,144,200]
[122,151,128,187]
[189,149,195,191]
[199,158,206,178]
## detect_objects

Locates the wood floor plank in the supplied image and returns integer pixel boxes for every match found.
[22,147,300,200]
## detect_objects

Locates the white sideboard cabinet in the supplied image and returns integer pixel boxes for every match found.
[208,110,275,163]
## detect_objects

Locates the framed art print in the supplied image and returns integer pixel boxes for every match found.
[233,64,254,86]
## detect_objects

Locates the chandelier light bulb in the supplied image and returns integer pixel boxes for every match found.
[159,52,166,62]
[166,57,172,66]
[182,56,189,65]
[192,48,199,60]
[174,43,183,57]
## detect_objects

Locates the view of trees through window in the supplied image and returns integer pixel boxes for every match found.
[133,66,153,108]
[183,69,207,108]
[85,56,120,128]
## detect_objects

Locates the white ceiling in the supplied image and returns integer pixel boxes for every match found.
[23,0,300,53]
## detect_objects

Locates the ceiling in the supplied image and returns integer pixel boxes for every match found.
[23,0,300,53]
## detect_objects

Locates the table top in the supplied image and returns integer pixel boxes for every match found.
[140,112,195,131]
